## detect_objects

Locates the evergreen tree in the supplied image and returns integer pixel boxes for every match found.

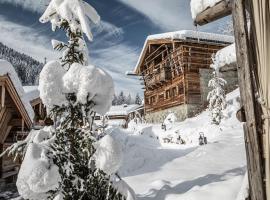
[135,93,142,105]
[112,94,118,106]
[0,42,43,85]
[207,55,227,125]
[39,1,126,199]
[117,91,126,105]
[126,94,132,105]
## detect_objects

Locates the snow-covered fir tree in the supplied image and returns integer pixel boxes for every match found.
[112,94,118,105]
[27,0,132,199]
[117,91,126,105]
[207,55,227,125]
[126,94,132,105]
[135,93,142,105]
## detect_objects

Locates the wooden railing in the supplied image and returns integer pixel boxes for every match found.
[145,69,169,87]
[145,95,185,113]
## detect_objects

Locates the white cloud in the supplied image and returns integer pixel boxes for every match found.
[0,15,142,95]
[0,16,57,62]
[116,0,194,31]
[91,39,142,95]
[0,0,47,13]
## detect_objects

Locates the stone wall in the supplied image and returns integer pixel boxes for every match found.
[145,104,203,123]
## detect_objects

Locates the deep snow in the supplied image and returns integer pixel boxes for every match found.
[5,89,246,200]
[111,89,247,200]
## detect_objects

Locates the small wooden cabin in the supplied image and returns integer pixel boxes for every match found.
[95,104,144,129]
[134,30,235,123]
[0,60,45,186]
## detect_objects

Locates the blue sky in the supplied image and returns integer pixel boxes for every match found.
[0,0,228,95]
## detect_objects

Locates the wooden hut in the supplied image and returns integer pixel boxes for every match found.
[190,0,270,199]
[95,104,144,128]
[133,30,237,123]
[0,60,45,185]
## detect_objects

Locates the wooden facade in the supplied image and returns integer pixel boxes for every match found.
[0,75,45,184]
[135,33,232,118]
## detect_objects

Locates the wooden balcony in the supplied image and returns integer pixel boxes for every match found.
[145,94,185,113]
[145,69,170,89]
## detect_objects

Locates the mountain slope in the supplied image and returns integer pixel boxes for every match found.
[0,42,43,85]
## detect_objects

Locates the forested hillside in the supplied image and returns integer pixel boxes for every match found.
[0,42,43,85]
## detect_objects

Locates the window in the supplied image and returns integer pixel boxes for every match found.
[178,83,184,95]
[159,94,164,101]
[172,87,177,97]
[150,96,156,104]
[166,90,171,99]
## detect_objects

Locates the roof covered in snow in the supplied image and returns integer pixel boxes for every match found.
[23,86,40,102]
[0,59,35,122]
[134,30,234,73]
[146,30,234,43]
[103,104,143,116]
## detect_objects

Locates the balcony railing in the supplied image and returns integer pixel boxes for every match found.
[145,95,185,113]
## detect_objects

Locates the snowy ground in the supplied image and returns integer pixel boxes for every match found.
[1,89,246,200]
[112,89,247,200]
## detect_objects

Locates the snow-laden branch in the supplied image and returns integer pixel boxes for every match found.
[39,0,100,41]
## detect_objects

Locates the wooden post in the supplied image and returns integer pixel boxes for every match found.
[21,119,24,132]
[232,0,265,199]
[1,85,5,108]
[0,143,2,178]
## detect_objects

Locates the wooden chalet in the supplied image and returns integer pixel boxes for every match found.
[134,30,236,123]
[95,104,144,129]
[191,0,270,199]
[0,60,45,186]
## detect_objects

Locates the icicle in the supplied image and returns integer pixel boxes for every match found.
[195,25,200,43]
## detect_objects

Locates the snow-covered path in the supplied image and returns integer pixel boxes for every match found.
[115,89,247,200]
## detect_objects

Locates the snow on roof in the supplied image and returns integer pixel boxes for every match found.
[134,30,234,73]
[190,0,224,19]
[0,60,35,121]
[23,86,40,102]
[105,104,143,116]
[146,30,234,43]
[96,119,127,127]
[216,43,236,67]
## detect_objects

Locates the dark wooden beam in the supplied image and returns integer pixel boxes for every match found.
[232,0,265,199]
[8,118,22,127]
[194,0,233,26]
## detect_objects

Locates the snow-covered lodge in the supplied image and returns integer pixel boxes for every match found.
[96,104,144,128]
[0,60,45,185]
[134,30,238,123]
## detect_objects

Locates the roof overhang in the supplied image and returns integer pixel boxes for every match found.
[0,75,33,129]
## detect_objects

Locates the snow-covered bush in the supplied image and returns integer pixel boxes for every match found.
[93,135,123,175]
[207,55,227,125]
[163,113,177,130]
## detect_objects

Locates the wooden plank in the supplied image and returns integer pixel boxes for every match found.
[1,85,5,108]
[232,0,265,199]
[0,143,2,178]
[194,0,233,26]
